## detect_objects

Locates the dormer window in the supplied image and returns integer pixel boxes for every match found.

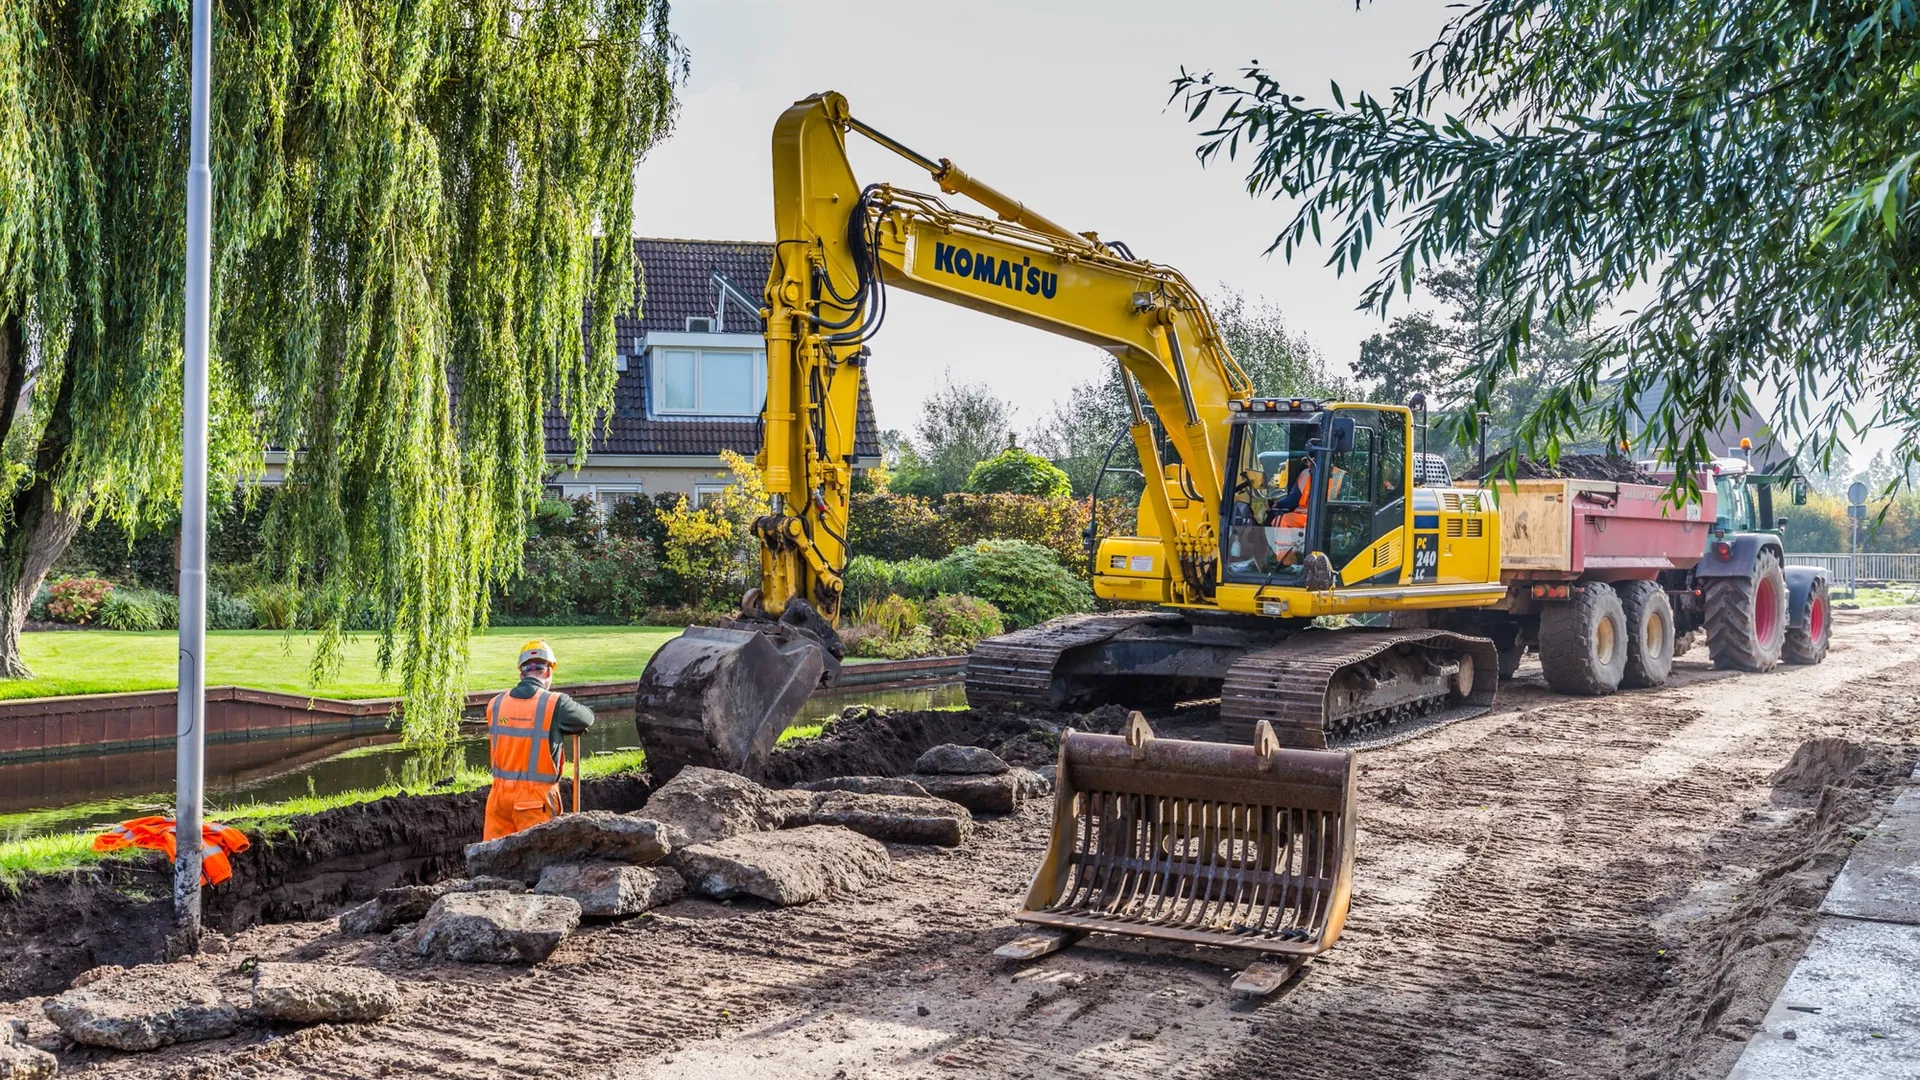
[653,345,765,416]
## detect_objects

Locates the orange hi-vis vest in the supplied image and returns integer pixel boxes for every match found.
[483,689,563,840]
[92,816,251,885]
[1279,464,1346,529]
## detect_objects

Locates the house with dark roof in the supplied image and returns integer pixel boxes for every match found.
[545,238,882,511]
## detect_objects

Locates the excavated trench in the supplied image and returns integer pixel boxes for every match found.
[0,774,651,1000]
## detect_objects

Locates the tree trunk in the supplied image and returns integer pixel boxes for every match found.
[0,336,81,679]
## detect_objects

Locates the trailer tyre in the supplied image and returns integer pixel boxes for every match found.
[1705,549,1787,672]
[1617,581,1675,689]
[1783,576,1831,665]
[1538,582,1627,695]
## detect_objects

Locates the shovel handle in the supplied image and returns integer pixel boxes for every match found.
[571,734,582,812]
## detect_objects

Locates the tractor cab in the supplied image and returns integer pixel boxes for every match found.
[1219,400,1411,589]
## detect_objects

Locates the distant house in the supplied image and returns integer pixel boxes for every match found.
[546,238,881,511]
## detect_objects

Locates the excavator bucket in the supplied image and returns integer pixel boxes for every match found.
[634,623,828,782]
[1012,713,1357,958]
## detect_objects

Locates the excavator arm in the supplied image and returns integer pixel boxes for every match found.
[757,91,1252,622]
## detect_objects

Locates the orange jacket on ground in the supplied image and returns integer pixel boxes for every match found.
[92,816,251,885]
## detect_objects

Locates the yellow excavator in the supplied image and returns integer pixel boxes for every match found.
[635,91,1508,968]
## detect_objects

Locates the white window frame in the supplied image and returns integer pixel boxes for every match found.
[693,483,728,508]
[593,485,643,517]
[648,337,766,418]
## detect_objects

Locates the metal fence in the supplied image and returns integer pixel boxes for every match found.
[1786,552,1920,592]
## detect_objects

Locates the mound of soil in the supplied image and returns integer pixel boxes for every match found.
[1769,737,1874,795]
[1471,451,1659,484]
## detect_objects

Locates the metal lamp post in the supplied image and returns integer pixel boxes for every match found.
[174,0,214,948]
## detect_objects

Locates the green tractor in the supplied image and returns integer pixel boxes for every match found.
[1651,453,1829,670]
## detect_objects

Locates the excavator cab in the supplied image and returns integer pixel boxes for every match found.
[1220,403,1409,589]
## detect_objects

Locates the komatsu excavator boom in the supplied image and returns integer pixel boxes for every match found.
[635,91,1509,781]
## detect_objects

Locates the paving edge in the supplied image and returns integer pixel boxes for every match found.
[1727,778,1920,1079]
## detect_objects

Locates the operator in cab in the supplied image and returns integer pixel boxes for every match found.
[1266,455,1346,530]
[482,640,595,840]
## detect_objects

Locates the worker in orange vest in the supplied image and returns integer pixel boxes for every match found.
[482,640,596,841]
[1267,456,1347,530]
[1262,456,1347,566]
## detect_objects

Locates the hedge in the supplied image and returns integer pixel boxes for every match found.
[848,493,1137,574]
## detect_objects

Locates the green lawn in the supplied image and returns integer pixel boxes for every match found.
[1845,585,1920,608]
[0,625,683,701]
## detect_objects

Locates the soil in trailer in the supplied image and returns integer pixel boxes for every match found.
[7,608,1918,1080]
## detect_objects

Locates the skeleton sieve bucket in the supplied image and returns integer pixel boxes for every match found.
[1014,713,1357,957]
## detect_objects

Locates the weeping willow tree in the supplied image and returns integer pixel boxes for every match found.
[0,0,681,739]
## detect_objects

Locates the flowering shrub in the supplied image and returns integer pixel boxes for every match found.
[659,450,770,610]
[46,577,113,624]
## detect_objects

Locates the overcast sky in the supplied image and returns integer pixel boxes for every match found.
[630,0,1894,468]
[630,0,1455,436]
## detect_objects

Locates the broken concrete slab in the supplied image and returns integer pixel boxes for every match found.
[250,963,402,1024]
[464,811,670,883]
[41,964,241,1051]
[534,863,685,918]
[914,744,1009,776]
[796,775,933,799]
[409,892,581,964]
[339,882,457,935]
[2,1019,55,1080]
[675,825,891,905]
[640,766,794,846]
[802,790,974,847]
[905,767,1048,814]
[1730,917,1920,1079]
[1821,790,1920,925]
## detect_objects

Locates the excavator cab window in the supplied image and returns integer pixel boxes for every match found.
[1220,409,1410,586]
[1221,417,1318,582]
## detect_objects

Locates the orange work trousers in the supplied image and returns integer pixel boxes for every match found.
[483,778,561,841]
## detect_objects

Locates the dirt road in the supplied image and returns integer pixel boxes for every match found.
[19,608,1920,1080]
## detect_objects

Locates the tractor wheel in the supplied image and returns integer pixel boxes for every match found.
[1705,549,1788,672]
[1784,576,1832,665]
[1618,581,1675,689]
[1538,582,1627,695]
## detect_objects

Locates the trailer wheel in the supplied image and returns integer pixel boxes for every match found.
[1783,576,1831,665]
[1538,582,1627,695]
[1617,581,1674,689]
[1705,549,1787,672]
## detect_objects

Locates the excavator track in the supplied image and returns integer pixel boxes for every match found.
[964,611,1183,709]
[966,614,1499,752]
[1220,629,1499,750]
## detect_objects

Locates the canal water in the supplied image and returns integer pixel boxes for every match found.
[0,681,966,842]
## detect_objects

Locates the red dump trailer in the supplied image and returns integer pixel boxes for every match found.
[1427,477,1718,695]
